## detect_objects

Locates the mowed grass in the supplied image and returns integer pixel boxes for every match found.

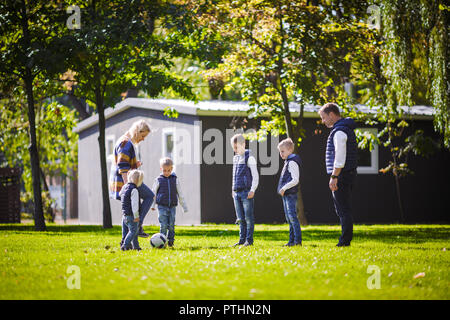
[0,223,449,300]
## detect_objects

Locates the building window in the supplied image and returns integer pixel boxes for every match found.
[357,128,379,174]
[162,127,175,161]
[106,135,115,163]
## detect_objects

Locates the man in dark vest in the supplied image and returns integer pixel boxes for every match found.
[318,103,358,247]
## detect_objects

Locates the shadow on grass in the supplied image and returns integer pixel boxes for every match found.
[0,224,120,235]
[0,224,449,244]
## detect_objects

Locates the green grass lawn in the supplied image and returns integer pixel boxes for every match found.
[0,223,448,300]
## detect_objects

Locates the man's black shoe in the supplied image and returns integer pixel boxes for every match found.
[336,243,350,247]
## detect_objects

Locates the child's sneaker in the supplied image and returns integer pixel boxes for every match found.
[138,231,149,238]
[232,241,245,247]
[168,240,174,247]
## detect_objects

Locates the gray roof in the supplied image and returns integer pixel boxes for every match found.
[74,98,435,133]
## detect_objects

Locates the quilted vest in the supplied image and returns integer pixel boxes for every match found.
[325,117,358,174]
[232,150,253,191]
[156,174,178,207]
[121,183,137,216]
[278,153,302,194]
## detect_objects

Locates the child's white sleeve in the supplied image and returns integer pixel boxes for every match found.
[131,189,140,219]
[280,161,300,192]
[247,155,259,193]
[150,179,159,210]
[176,179,188,213]
[119,186,125,199]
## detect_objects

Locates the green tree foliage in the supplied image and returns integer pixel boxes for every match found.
[0,85,78,222]
[62,0,198,227]
[0,0,73,231]
[192,0,377,224]
[340,0,447,222]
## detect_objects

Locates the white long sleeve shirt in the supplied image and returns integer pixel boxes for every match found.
[119,186,140,219]
[150,175,188,212]
[333,131,348,169]
[232,153,259,193]
[279,160,300,193]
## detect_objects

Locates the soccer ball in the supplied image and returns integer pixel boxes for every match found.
[150,233,167,248]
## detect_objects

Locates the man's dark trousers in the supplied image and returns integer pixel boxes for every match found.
[332,169,356,245]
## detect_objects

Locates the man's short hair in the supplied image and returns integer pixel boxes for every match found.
[278,137,295,151]
[230,133,246,147]
[319,103,341,116]
[160,157,173,167]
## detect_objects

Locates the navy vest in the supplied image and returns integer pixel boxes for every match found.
[278,153,302,194]
[156,174,178,207]
[121,183,137,216]
[325,117,358,174]
[233,150,253,191]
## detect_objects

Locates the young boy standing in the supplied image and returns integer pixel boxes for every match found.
[230,134,259,247]
[120,169,144,251]
[151,157,188,247]
[277,138,302,246]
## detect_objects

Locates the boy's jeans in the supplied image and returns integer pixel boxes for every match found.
[158,205,176,242]
[233,190,255,245]
[282,193,302,244]
[121,215,140,249]
[137,183,155,232]
[332,169,356,245]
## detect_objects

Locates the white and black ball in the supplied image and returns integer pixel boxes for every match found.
[150,233,167,248]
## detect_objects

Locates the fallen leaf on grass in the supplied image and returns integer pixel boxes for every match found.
[413,272,425,279]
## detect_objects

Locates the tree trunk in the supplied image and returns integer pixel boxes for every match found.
[24,70,46,231]
[20,0,46,231]
[95,86,113,228]
[280,84,295,140]
[67,91,91,119]
[295,102,308,226]
[40,167,55,223]
[392,154,405,223]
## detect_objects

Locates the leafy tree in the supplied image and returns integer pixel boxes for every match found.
[341,0,445,222]
[63,0,197,227]
[194,0,373,224]
[0,84,78,223]
[0,0,72,231]
[380,0,449,148]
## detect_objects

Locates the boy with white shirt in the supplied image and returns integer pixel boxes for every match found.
[119,169,144,251]
[151,157,188,247]
[230,134,259,247]
[277,138,302,246]
[318,102,358,247]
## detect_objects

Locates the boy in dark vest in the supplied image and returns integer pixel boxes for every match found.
[230,134,259,247]
[277,138,302,246]
[151,157,188,247]
[318,102,358,247]
[119,169,144,251]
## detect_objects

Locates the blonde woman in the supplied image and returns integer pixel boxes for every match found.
[109,119,154,238]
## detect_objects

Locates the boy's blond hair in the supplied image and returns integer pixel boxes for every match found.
[230,133,245,147]
[127,169,144,187]
[278,137,295,151]
[160,157,174,167]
